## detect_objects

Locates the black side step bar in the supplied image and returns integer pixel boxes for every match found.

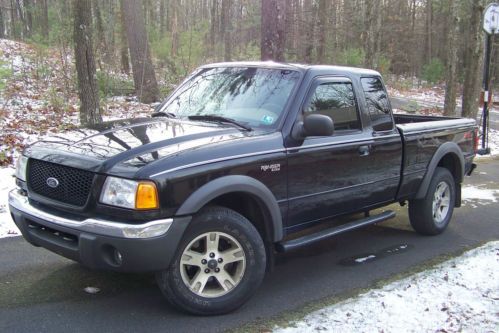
[275,210,395,252]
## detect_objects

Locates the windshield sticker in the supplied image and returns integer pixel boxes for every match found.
[261,115,275,125]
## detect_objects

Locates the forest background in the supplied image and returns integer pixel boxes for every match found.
[0,0,497,150]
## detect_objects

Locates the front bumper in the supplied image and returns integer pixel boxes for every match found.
[9,189,190,272]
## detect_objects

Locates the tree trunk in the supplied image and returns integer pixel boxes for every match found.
[462,0,484,119]
[0,8,4,39]
[261,0,286,61]
[10,0,18,39]
[210,0,217,57]
[40,0,49,40]
[93,0,109,63]
[73,0,102,126]
[425,0,432,64]
[171,0,179,57]
[443,0,459,116]
[364,0,382,69]
[302,0,315,63]
[122,0,160,103]
[14,0,27,39]
[24,0,33,38]
[159,0,167,35]
[284,0,296,58]
[222,0,232,61]
[316,0,328,63]
[119,0,130,75]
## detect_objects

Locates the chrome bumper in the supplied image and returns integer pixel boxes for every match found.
[8,189,173,239]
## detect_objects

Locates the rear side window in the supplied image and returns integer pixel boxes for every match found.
[304,82,361,132]
[361,77,394,132]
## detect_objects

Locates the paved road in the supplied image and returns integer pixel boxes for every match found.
[1,158,498,333]
[390,96,499,130]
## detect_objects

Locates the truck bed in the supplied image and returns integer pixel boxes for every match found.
[394,114,476,134]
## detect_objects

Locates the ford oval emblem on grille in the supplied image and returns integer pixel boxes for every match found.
[46,177,60,188]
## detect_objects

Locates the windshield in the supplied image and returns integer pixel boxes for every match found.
[159,67,300,129]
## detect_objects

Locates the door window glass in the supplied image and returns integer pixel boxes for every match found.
[304,82,361,132]
[361,77,394,131]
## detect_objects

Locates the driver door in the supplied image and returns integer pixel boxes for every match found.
[286,77,391,228]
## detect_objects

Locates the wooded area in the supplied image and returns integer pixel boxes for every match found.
[0,0,497,123]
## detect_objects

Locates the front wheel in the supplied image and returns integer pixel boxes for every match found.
[409,167,456,235]
[156,206,266,315]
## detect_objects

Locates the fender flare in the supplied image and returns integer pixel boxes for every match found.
[415,142,465,199]
[176,175,284,242]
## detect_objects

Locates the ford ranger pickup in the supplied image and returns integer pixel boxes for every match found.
[9,62,478,314]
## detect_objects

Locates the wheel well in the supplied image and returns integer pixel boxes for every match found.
[208,192,274,244]
[437,153,462,183]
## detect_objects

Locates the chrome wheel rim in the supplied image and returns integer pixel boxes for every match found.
[432,181,451,224]
[179,231,246,298]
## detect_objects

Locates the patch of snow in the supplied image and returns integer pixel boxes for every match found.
[461,185,499,208]
[0,167,20,238]
[274,241,499,333]
[354,255,376,263]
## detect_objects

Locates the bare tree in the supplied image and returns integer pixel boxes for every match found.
[121,0,160,103]
[462,0,485,119]
[316,0,328,63]
[222,0,232,61]
[73,0,102,126]
[364,0,382,69]
[93,0,109,64]
[0,7,4,39]
[443,0,459,116]
[425,0,433,64]
[39,0,49,40]
[301,0,315,63]
[119,0,130,75]
[159,0,167,35]
[171,0,179,57]
[261,0,286,61]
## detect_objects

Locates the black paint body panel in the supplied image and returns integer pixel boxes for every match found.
[15,62,477,265]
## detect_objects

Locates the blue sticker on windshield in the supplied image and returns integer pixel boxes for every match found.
[261,115,274,125]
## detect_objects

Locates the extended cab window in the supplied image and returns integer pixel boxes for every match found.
[304,82,361,132]
[361,77,394,132]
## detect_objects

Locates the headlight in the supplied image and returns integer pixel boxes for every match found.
[15,155,28,182]
[100,177,159,210]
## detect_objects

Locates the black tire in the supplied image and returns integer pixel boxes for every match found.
[409,167,456,235]
[156,206,266,315]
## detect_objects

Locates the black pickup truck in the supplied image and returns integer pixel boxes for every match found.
[9,62,477,314]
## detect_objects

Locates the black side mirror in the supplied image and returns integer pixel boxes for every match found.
[292,114,334,139]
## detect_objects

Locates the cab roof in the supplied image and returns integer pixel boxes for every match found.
[201,61,381,77]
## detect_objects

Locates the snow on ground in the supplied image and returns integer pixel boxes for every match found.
[462,184,499,208]
[0,38,153,238]
[274,241,499,333]
[0,38,153,167]
[0,167,20,237]
[388,84,451,106]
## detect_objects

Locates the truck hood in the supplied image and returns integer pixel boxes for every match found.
[25,117,253,176]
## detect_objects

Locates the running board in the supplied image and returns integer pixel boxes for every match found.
[275,210,395,252]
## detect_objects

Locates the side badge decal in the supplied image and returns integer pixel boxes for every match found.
[261,164,281,172]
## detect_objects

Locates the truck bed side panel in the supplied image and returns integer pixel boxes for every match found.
[396,118,476,200]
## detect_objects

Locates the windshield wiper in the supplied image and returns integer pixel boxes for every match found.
[151,111,177,118]
[188,115,252,131]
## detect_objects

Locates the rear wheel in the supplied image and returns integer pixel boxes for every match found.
[156,206,266,315]
[409,167,456,235]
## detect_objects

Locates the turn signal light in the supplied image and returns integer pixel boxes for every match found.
[135,182,159,210]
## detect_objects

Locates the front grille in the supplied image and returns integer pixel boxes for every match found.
[28,159,95,207]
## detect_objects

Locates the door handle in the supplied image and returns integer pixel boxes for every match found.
[358,145,370,156]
